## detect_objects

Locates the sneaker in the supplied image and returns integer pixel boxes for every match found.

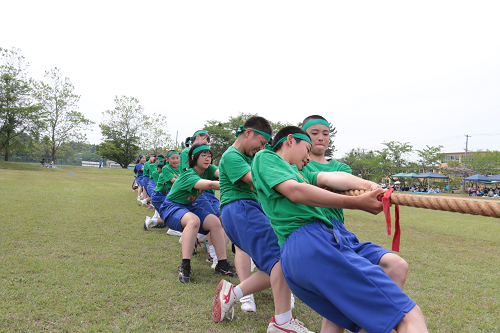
[212,279,236,322]
[147,205,154,210]
[167,228,182,236]
[144,216,154,230]
[151,223,166,228]
[214,261,237,277]
[267,317,314,333]
[178,264,191,283]
[240,294,256,313]
[206,254,214,263]
[202,240,209,253]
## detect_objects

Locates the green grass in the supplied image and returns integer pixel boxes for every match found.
[1,162,499,332]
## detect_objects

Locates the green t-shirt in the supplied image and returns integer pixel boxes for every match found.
[148,163,157,180]
[155,164,181,193]
[302,159,352,223]
[179,147,190,173]
[219,146,258,209]
[166,164,218,205]
[151,170,160,184]
[252,150,332,247]
[143,161,151,178]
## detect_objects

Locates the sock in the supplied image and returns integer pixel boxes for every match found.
[209,245,216,258]
[274,309,293,325]
[233,286,243,301]
[153,210,159,218]
[181,259,191,267]
[151,218,158,224]
[217,259,228,267]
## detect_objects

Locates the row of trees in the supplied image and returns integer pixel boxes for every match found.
[0,47,92,162]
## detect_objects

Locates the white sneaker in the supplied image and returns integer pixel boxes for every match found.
[178,235,182,244]
[144,216,154,230]
[267,317,314,333]
[291,293,295,310]
[140,199,148,207]
[240,294,256,312]
[212,279,236,322]
[167,229,182,237]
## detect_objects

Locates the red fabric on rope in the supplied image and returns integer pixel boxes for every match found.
[380,188,401,252]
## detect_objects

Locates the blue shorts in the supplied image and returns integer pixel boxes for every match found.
[194,191,221,217]
[281,222,415,333]
[221,200,280,275]
[330,219,390,265]
[136,175,144,186]
[142,176,150,194]
[151,190,167,212]
[159,200,212,235]
[147,179,156,198]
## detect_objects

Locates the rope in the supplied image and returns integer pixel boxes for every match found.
[340,190,500,218]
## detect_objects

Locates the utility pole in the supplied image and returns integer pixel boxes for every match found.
[464,135,471,155]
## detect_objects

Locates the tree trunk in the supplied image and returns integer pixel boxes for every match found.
[4,130,11,161]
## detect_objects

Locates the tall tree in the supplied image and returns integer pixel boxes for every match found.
[0,47,43,160]
[140,112,172,154]
[415,145,444,173]
[34,67,93,162]
[203,112,290,164]
[98,95,146,168]
[461,150,500,175]
[379,141,413,178]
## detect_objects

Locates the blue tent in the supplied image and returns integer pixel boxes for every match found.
[488,174,500,181]
[413,172,449,179]
[464,174,490,182]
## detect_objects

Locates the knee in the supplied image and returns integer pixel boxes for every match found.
[184,215,200,229]
[381,254,408,278]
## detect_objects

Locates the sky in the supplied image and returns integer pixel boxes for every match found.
[3,1,500,159]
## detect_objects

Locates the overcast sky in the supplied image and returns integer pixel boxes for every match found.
[3,1,499,159]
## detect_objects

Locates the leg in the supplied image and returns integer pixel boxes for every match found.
[179,212,200,259]
[321,318,345,333]
[234,245,251,282]
[394,305,428,333]
[378,253,409,290]
[202,214,227,260]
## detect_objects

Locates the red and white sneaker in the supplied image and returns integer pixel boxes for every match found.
[212,279,236,322]
[267,316,314,333]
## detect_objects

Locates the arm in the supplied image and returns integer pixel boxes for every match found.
[316,171,381,192]
[169,178,177,184]
[274,179,383,215]
[239,171,253,185]
[214,169,219,178]
[193,179,220,191]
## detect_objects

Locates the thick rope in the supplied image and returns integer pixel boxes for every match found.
[340,190,500,218]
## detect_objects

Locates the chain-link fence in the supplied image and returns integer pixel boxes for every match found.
[0,155,110,167]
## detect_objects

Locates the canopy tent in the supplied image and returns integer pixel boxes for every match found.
[488,174,500,181]
[391,173,420,178]
[464,174,490,182]
[413,172,449,179]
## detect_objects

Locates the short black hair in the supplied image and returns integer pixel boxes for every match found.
[272,126,310,152]
[188,142,212,168]
[185,130,210,147]
[301,115,329,128]
[243,116,273,138]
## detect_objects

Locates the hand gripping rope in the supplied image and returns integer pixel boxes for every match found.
[337,189,500,252]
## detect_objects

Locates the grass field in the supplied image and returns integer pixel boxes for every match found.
[1,162,499,332]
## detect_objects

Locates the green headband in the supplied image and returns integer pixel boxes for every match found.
[302,119,330,130]
[192,145,211,156]
[151,154,156,157]
[190,130,208,143]
[235,125,271,141]
[166,152,179,158]
[157,160,166,167]
[156,156,166,161]
[266,133,312,151]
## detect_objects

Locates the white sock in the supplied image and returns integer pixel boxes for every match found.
[153,210,159,218]
[274,309,292,325]
[209,245,216,258]
[233,286,243,301]
[151,218,158,224]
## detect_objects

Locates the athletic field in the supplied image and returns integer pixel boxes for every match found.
[1,162,499,332]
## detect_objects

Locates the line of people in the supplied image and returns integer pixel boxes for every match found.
[132,115,429,333]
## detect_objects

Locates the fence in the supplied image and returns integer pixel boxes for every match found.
[0,155,109,167]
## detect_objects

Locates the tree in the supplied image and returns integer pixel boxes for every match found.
[98,95,146,168]
[0,47,43,161]
[461,150,500,175]
[415,145,444,173]
[203,112,291,164]
[34,67,93,162]
[379,141,413,178]
[139,112,172,154]
[339,148,385,182]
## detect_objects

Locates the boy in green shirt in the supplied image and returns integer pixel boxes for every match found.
[251,126,428,333]
[213,117,313,333]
